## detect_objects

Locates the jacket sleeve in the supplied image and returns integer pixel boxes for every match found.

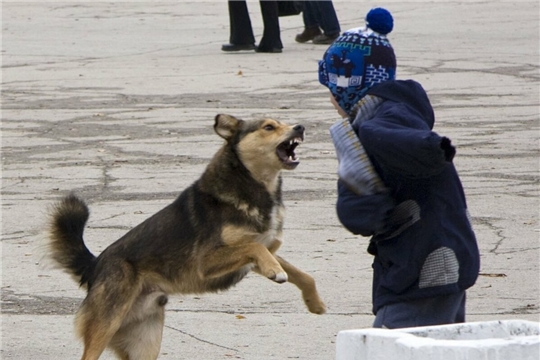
[336,180,395,236]
[358,105,453,178]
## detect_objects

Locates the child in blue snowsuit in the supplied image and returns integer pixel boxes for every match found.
[319,8,480,329]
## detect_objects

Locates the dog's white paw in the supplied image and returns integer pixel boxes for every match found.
[273,271,288,283]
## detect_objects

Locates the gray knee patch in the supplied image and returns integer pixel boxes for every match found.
[419,247,459,288]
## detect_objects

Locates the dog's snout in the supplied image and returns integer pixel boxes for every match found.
[293,124,305,133]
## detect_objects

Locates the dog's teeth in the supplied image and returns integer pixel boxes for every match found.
[287,137,302,146]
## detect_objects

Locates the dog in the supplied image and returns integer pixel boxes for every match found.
[48,114,326,360]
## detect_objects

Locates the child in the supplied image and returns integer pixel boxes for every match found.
[318,8,480,329]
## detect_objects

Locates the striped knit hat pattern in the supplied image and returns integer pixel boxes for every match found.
[319,8,397,115]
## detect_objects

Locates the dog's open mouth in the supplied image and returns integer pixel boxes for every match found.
[276,136,303,169]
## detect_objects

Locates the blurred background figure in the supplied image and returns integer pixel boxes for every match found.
[222,0,283,53]
[295,1,340,45]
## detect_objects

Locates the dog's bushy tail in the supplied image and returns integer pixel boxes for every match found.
[48,194,96,287]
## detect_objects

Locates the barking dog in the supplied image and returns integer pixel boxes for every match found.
[48,114,326,360]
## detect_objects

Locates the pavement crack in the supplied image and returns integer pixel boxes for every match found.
[473,217,506,254]
[164,325,238,352]
[0,232,27,242]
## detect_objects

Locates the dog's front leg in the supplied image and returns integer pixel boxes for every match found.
[274,256,326,315]
[201,243,288,283]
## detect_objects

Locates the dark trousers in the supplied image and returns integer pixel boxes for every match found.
[373,291,466,329]
[228,0,282,50]
[302,1,340,36]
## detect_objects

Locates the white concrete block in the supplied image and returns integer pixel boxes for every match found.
[336,320,540,360]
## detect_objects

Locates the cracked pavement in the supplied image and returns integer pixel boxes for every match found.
[1,1,539,359]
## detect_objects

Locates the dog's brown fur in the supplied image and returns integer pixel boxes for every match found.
[48,114,326,360]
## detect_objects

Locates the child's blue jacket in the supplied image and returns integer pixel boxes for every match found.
[335,80,480,314]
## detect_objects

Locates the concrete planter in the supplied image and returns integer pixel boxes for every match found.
[336,320,540,360]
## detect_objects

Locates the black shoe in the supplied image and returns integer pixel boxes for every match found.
[295,27,322,43]
[221,43,256,52]
[312,33,339,45]
[255,46,282,53]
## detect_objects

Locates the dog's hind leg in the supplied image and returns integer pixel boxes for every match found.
[274,256,326,314]
[76,297,136,360]
[75,262,142,360]
[110,291,168,360]
[110,313,165,360]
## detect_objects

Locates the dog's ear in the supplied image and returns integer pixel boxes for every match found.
[214,114,242,140]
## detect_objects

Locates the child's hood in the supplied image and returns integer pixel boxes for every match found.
[368,80,435,129]
[360,80,448,178]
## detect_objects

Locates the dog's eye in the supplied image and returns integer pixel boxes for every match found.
[263,124,275,131]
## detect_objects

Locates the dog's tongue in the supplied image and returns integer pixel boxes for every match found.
[282,153,298,164]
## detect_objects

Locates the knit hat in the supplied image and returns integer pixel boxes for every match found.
[318,8,397,115]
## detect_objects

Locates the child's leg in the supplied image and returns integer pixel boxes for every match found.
[373,291,466,329]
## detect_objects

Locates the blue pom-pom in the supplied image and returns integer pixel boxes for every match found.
[366,8,393,35]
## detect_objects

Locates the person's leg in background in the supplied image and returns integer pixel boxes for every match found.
[295,1,322,43]
[256,0,283,53]
[222,0,256,52]
[312,0,341,45]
